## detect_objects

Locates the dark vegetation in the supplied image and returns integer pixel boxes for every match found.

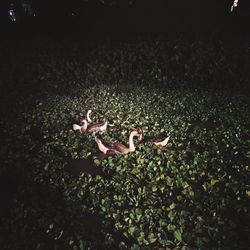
[0,35,250,249]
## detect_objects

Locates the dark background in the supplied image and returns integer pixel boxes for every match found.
[1,0,250,40]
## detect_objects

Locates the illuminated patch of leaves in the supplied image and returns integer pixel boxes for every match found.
[1,84,249,249]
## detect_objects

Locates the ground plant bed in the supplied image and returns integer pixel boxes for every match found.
[0,38,249,249]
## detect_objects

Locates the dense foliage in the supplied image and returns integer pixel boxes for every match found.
[0,37,249,249]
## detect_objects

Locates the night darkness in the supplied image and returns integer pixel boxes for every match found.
[1,0,250,38]
[0,1,250,249]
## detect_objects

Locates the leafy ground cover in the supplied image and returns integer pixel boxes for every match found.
[0,37,250,249]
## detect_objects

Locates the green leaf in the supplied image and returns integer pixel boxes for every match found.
[246,151,250,158]
[131,244,140,250]
[168,203,176,210]
[210,179,219,186]
[152,185,158,192]
[148,233,157,243]
[128,226,136,236]
[79,240,84,250]
[174,230,182,241]
[44,163,49,171]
